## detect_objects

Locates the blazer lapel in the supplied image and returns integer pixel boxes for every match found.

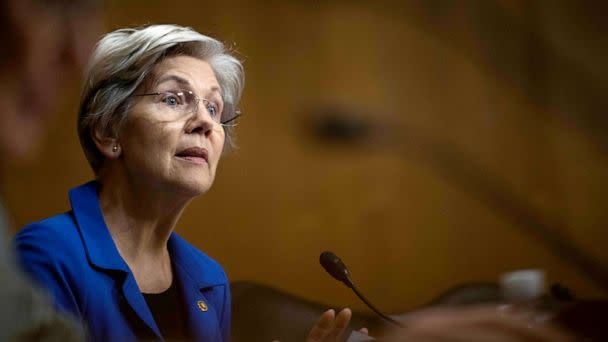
[169,235,225,341]
[121,274,162,339]
[69,181,162,340]
[174,263,222,341]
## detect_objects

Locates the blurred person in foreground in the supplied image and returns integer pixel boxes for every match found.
[13,24,356,342]
[385,305,573,342]
[0,0,101,340]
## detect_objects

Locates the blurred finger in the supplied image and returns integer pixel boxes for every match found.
[328,308,352,342]
[307,309,336,342]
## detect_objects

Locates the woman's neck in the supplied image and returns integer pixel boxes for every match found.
[97,169,191,265]
[97,168,194,293]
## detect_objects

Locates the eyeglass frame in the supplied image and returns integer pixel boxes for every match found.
[133,89,242,127]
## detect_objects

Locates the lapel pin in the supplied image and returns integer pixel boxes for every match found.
[197,300,208,312]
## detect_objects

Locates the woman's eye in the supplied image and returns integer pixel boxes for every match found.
[206,102,218,117]
[161,93,182,107]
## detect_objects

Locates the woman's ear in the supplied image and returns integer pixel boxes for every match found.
[91,126,121,159]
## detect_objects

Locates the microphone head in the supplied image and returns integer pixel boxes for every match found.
[319,251,353,287]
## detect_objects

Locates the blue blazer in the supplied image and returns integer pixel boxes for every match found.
[14,182,230,342]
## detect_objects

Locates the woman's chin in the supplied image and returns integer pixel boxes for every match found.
[171,178,213,198]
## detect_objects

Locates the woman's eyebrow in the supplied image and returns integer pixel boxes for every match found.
[154,75,191,88]
[209,85,221,93]
[155,74,223,96]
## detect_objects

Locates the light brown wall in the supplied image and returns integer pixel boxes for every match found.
[3,0,607,312]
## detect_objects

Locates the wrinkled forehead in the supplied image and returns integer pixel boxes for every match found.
[145,55,222,96]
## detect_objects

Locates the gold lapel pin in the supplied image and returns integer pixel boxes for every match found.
[197,300,208,312]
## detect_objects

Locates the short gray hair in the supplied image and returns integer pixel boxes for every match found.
[77,24,244,174]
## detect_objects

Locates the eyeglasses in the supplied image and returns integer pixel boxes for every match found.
[134,90,241,127]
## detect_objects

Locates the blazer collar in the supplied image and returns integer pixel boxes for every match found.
[168,234,226,289]
[69,181,163,337]
[69,181,224,289]
[69,181,129,273]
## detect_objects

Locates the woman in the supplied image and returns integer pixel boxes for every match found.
[14,24,354,342]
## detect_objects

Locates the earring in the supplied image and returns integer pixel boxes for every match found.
[112,145,118,152]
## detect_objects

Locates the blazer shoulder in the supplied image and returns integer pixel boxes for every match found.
[14,212,84,261]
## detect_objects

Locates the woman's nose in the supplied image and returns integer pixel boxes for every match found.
[186,106,216,137]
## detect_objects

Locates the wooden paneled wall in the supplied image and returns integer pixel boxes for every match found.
[3,0,607,312]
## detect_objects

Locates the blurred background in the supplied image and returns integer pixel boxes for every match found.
[2,0,607,314]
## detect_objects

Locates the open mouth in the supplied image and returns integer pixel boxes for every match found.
[175,147,209,164]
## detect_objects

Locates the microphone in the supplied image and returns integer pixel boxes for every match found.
[319,251,404,328]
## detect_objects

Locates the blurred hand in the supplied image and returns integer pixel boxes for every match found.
[271,308,368,342]
[306,308,352,342]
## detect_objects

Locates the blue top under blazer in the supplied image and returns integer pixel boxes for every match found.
[14,181,231,342]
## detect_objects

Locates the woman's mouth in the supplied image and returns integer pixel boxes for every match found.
[175,147,209,165]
